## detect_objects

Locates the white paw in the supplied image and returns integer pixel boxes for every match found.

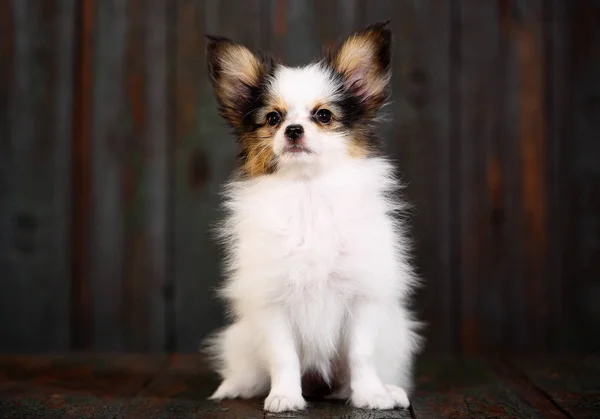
[384,384,410,408]
[351,387,395,410]
[264,392,306,412]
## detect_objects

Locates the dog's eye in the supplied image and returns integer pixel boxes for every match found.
[266,112,281,126]
[314,109,332,124]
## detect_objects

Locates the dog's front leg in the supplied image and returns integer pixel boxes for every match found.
[348,298,396,410]
[261,307,306,413]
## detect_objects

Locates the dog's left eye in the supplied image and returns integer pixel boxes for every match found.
[266,112,281,126]
[314,109,332,124]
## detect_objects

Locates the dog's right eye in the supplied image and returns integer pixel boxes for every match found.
[266,112,281,126]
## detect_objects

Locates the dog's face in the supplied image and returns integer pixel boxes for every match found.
[206,22,391,177]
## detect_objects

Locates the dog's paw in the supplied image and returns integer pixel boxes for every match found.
[350,386,395,410]
[264,392,306,412]
[384,384,410,408]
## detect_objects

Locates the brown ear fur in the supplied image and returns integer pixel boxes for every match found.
[206,36,273,130]
[326,21,392,110]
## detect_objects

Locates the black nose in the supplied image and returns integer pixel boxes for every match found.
[285,124,304,141]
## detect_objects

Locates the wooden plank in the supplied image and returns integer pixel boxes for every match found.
[558,0,600,352]
[89,0,128,351]
[173,0,263,351]
[268,0,319,65]
[411,357,565,419]
[119,355,411,418]
[313,0,347,48]
[452,0,552,353]
[510,355,600,419]
[0,0,75,351]
[454,0,502,353]
[492,360,572,419]
[0,354,167,419]
[390,0,455,352]
[496,0,533,352]
[513,0,550,352]
[71,0,95,351]
[142,0,171,352]
[449,0,556,354]
[447,0,571,354]
[89,0,169,351]
[544,0,569,352]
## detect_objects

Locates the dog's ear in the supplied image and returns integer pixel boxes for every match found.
[327,21,392,111]
[206,36,272,128]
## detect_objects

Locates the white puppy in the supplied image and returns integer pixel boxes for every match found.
[204,21,423,413]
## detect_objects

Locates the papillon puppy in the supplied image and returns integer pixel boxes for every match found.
[204,21,423,413]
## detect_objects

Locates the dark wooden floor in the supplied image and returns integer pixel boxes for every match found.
[0,355,598,419]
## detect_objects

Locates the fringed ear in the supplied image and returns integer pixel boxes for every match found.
[206,36,272,128]
[327,21,392,111]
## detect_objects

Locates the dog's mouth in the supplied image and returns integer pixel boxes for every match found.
[283,145,312,155]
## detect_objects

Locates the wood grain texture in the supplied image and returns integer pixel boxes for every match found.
[559,0,600,353]
[70,0,95,351]
[271,0,318,65]
[455,0,506,353]
[89,0,129,351]
[89,0,169,351]
[451,0,553,353]
[143,0,171,353]
[0,0,75,352]
[510,355,600,419]
[3,355,598,418]
[0,354,167,419]
[412,356,565,419]
[514,0,549,352]
[544,0,569,353]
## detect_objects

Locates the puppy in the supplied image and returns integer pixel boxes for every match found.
[204,21,423,413]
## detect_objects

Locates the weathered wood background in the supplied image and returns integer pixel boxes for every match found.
[0,0,599,354]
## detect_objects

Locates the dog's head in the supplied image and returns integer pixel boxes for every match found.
[206,21,392,177]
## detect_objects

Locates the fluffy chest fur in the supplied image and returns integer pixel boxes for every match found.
[218,157,410,324]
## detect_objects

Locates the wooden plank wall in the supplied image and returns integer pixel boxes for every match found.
[0,0,598,354]
[87,0,170,352]
[0,0,76,351]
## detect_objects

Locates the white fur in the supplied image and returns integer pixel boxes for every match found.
[269,64,350,172]
[206,64,422,413]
